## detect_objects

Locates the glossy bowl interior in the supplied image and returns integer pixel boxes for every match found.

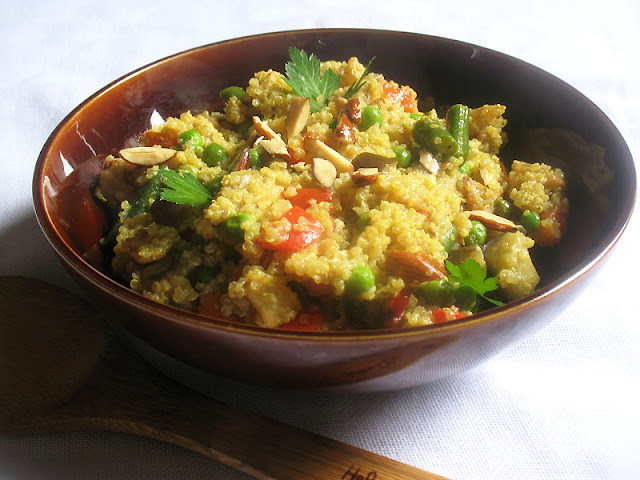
[34,29,636,391]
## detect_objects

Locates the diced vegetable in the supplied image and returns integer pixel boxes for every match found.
[281,310,326,331]
[220,86,245,102]
[413,119,459,158]
[346,265,376,294]
[178,129,204,156]
[256,206,323,252]
[203,143,230,168]
[446,104,470,161]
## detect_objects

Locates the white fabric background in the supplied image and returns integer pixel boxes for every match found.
[1,1,639,479]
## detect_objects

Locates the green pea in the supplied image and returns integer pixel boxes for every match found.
[520,210,541,233]
[346,265,376,294]
[355,213,371,232]
[220,86,245,102]
[413,119,459,158]
[225,213,253,243]
[409,113,423,121]
[454,285,477,310]
[418,279,454,305]
[464,221,487,246]
[494,198,520,220]
[203,176,224,196]
[178,129,204,156]
[193,266,219,284]
[203,143,229,168]
[358,106,383,131]
[443,226,458,253]
[458,162,470,176]
[248,148,264,169]
[392,147,413,168]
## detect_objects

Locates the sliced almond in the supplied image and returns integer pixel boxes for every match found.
[285,96,311,140]
[334,112,356,143]
[386,250,446,282]
[305,138,354,173]
[419,149,439,174]
[312,158,337,188]
[352,167,379,186]
[468,210,517,232]
[252,116,279,140]
[252,116,291,160]
[351,152,396,171]
[119,146,176,166]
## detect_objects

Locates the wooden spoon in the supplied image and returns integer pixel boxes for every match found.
[0,276,449,480]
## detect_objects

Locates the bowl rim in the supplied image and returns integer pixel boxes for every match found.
[33,27,637,342]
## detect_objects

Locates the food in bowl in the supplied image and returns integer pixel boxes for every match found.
[95,47,573,331]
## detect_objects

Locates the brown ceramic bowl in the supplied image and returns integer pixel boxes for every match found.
[33,29,636,392]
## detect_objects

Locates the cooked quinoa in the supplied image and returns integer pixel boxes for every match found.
[96,51,570,331]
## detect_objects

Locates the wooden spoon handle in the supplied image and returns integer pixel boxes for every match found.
[15,341,448,480]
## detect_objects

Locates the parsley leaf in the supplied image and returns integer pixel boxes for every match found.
[159,169,213,208]
[446,258,504,306]
[283,47,341,113]
[344,56,375,100]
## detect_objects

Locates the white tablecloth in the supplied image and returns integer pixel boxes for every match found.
[1,1,639,478]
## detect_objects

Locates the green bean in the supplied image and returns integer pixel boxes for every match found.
[443,226,458,253]
[101,172,165,245]
[203,176,224,196]
[446,104,470,161]
[225,213,254,243]
[454,285,477,310]
[418,279,454,305]
[458,162,470,176]
[413,119,459,158]
[220,86,245,102]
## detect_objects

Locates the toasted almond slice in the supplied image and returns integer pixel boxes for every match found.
[347,97,362,124]
[351,152,396,170]
[285,96,310,140]
[260,138,289,157]
[312,158,337,188]
[252,116,291,160]
[419,149,439,174]
[119,147,176,166]
[252,116,279,140]
[386,250,446,282]
[468,210,517,232]
[306,138,354,173]
[352,167,379,186]
[334,112,356,143]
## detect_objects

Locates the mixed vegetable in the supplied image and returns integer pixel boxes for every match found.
[97,47,569,331]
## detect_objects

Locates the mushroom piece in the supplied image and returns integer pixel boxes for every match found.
[351,152,397,171]
[418,149,439,175]
[467,210,517,232]
[305,138,354,173]
[385,250,446,282]
[285,96,310,140]
[312,158,338,188]
[119,147,176,166]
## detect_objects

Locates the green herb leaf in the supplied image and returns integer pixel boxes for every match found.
[445,258,504,306]
[159,170,213,208]
[283,47,341,113]
[344,56,375,100]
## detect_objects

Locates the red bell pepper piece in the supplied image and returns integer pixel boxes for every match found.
[256,206,323,252]
[285,188,333,210]
[384,288,411,328]
[432,307,468,324]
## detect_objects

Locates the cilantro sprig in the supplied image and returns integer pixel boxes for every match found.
[283,47,341,113]
[445,259,504,307]
[159,169,213,208]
